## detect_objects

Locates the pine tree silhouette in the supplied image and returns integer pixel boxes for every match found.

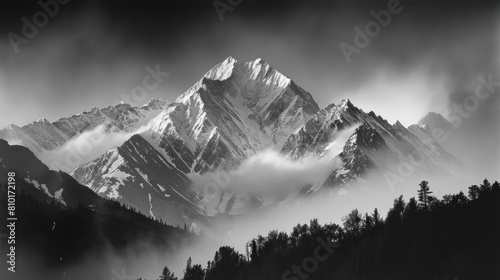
[417,180,433,210]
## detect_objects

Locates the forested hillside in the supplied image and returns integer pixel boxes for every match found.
[159,179,500,280]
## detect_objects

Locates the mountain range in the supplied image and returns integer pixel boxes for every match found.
[0,57,462,227]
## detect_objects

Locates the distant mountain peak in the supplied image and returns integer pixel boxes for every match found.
[282,97,461,190]
[3,124,18,130]
[0,96,170,158]
[417,112,453,131]
[34,118,50,124]
[417,112,449,124]
[393,120,406,129]
[141,98,169,110]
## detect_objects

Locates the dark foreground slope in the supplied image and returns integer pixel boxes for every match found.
[0,190,194,280]
[0,139,195,280]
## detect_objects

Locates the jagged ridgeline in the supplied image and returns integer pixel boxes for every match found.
[0,57,463,229]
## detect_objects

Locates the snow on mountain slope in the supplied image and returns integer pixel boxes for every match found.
[0,99,169,166]
[147,57,320,173]
[0,119,69,154]
[282,99,463,191]
[70,134,202,226]
[1,57,467,224]
[1,57,320,176]
[0,139,102,208]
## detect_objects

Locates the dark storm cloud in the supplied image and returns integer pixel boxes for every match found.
[0,0,498,129]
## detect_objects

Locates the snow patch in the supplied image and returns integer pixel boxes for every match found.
[54,189,66,206]
[148,193,156,219]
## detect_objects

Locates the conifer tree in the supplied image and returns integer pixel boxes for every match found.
[418,181,433,210]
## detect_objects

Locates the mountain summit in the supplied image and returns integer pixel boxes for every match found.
[147,57,320,172]
[0,57,464,222]
[417,112,454,132]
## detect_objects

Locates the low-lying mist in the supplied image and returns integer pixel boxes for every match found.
[39,124,149,172]
[9,163,494,280]
[189,125,359,213]
[14,121,498,280]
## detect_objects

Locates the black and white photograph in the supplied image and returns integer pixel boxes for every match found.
[0,0,499,279]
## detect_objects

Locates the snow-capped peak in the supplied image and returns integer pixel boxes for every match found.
[0,95,171,160]
[141,98,169,110]
[204,56,238,81]
[34,118,50,124]
[338,99,354,110]
[200,56,291,89]
[145,57,320,172]
[3,124,18,130]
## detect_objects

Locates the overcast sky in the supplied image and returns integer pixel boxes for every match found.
[0,3,499,272]
[0,0,499,129]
